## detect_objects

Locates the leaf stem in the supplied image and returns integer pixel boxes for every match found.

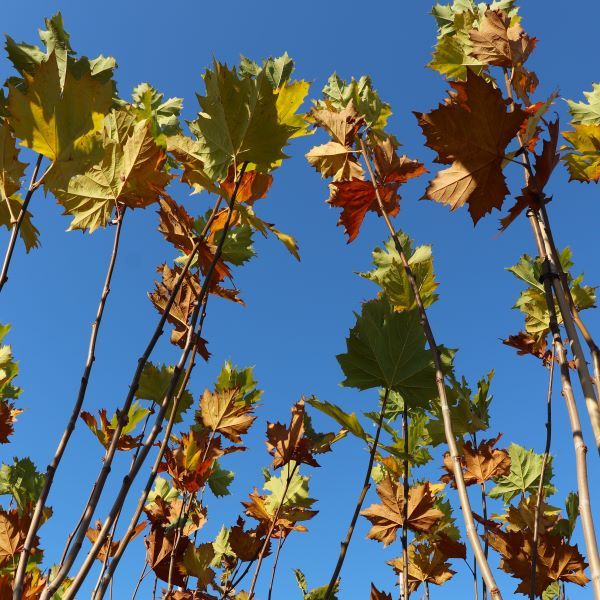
[323,387,391,599]
[0,154,44,295]
[359,137,502,600]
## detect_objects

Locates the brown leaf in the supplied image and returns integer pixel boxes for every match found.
[145,524,189,586]
[80,409,143,451]
[503,332,552,365]
[310,101,365,147]
[469,9,537,68]
[370,583,392,600]
[389,541,456,593]
[500,119,560,230]
[145,496,206,537]
[415,71,527,224]
[199,388,256,444]
[0,399,22,444]
[441,434,511,487]
[149,264,210,360]
[86,520,146,562]
[229,517,269,562]
[361,479,444,546]
[220,167,273,205]
[158,431,224,493]
[158,195,197,255]
[434,533,467,561]
[306,141,364,181]
[0,509,29,567]
[265,398,319,469]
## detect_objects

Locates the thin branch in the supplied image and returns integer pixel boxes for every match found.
[530,343,555,600]
[55,164,249,600]
[247,462,300,599]
[0,154,44,294]
[402,401,409,600]
[223,560,254,599]
[323,388,391,599]
[267,535,285,600]
[359,137,502,600]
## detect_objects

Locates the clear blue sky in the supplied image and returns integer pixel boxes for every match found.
[2,1,600,598]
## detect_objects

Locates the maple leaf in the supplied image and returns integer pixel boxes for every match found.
[136,361,193,423]
[562,124,600,183]
[361,479,444,546]
[0,508,33,567]
[294,568,339,599]
[145,524,189,586]
[567,82,600,126]
[199,388,256,444]
[361,232,439,312]
[86,520,146,562]
[145,495,206,537]
[503,331,552,365]
[220,167,273,205]
[215,360,263,405]
[80,402,149,451]
[8,51,114,162]
[0,457,45,512]
[159,430,226,493]
[182,543,216,589]
[468,9,536,67]
[127,82,183,138]
[327,141,425,242]
[501,119,560,230]
[0,194,39,253]
[388,541,456,593]
[266,398,320,469]
[189,60,296,180]
[441,433,511,487]
[370,583,392,600]
[148,264,210,358]
[488,443,555,502]
[229,517,268,561]
[0,121,26,207]
[46,109,172,232]
[415,70,527,223]
[337,298,452,407]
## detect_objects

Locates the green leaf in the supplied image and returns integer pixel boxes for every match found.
[317,73,391,136]
[567,83,600,126]
[136,362,193,423]
[0,324,21,402]
[0,194,40,252]
[361,233,439,312]
[182,542,215,588]
[488,443,555,503]
[337,298,449,407]
[46,109,171,232]
[263,462,315,513]
[541,581,560,600]
[562,124,600,183]
[214,360,262,405]
[189,60,296,181]
[127,82,183,138]
[8,50,115,163]
[146,476,179,506]
[211,525,234,567]
[305,396,367,441]
[208,460,234,497]
[0,457,45,512]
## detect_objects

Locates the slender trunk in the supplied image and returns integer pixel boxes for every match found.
[95,312,206,599]
[472,432,488,600]
[530,343,555,600]
[502,70,600,452]
[43,164,248,599]
[528,214,600,598]
[402,401,409,600]
[323,388,391,599]
[267,536,285,600]
[0,154,44,295]
[13,206,127,598]
[131,561,148,600]
[247,463,299,599]
[359,138,502,600]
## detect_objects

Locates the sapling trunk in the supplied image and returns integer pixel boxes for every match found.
[323,389,391,599]
[42,165,248,599]
[247,462,300,599]
[472,432,488,600]
[12,205,127,598]
[267,532,285,600]
[94,328,205,599]
[530,343,555,600]
[359,138,503,600]
[402,401,409,600]
[502,70,600,452]
[0,154,44,295]
[528,213,600,598]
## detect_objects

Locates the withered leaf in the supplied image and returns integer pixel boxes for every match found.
[370,583,392,600]
[199,388,256,444]
[85,520,146,562]
[361,479,444,546]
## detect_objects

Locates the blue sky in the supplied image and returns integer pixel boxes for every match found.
[2,1,600,598]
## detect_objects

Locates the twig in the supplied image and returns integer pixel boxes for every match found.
[530,343,555,600]
[13,205,127,598]
[267,536,285,600]
[56,163,248,599]
[359,137,502,600]
[402,401,409,600]
[247,462,300,599]
[0,154,44,295]
[323,388,391,599]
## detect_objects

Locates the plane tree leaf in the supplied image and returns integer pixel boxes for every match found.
[562,124,600,183]
[415,70,526,223]
[567,83,600,126]
[0,194,39,252]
